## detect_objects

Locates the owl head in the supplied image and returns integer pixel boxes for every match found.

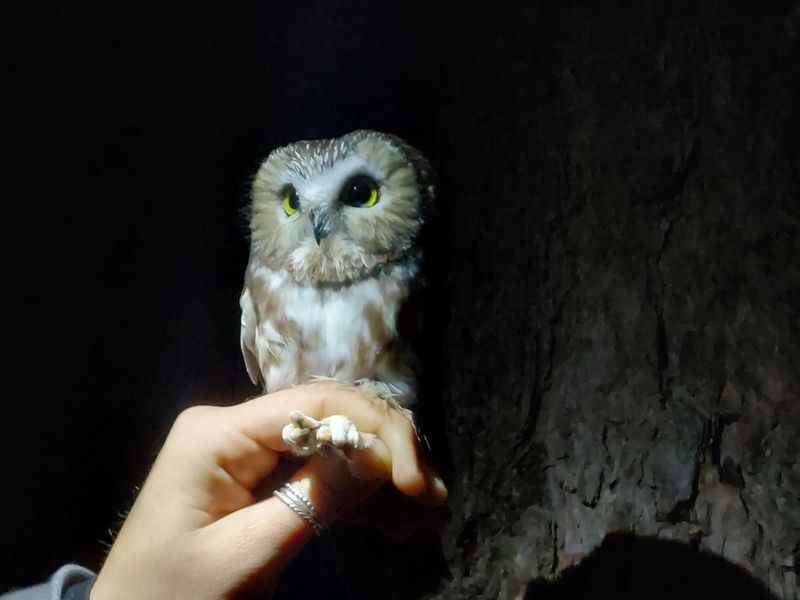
[247,130,435,285]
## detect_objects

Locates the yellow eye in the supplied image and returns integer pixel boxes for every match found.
[363,186,379,207]
[281,186,299,216]
[340,175,379,208]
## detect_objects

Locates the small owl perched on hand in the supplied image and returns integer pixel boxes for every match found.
[239,130,434,456]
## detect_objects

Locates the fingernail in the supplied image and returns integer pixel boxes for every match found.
[432,474,448,500]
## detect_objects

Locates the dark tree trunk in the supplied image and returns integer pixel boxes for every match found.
[423,4,800,599]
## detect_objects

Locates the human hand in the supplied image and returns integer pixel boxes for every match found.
[90,380,447,600]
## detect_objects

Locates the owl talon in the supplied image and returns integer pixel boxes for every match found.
[281,422,315,456]
[282,411,365,457]
[323,414,362,449]
[289,410,320,430]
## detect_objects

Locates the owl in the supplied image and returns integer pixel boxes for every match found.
[239,130,434,455]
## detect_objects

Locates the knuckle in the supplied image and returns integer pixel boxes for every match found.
[316,387,338,419]
[174,404,217,430]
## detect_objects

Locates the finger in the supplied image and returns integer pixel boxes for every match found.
[224,381,428,497]
[214,429,281,492]
[203,453,379,582]
[344,434,392,481]
[227,381,385,451]
[164,406,281,493]
[415,462,449,506]
[377,410,426,496]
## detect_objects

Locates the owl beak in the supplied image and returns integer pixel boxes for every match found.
[309,209,330,246]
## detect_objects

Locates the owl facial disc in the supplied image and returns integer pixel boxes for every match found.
[248,130,434,284]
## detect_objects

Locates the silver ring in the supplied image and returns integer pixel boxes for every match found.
[273,482,324,535]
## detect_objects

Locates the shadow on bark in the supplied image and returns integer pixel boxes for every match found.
[524,533,779,599]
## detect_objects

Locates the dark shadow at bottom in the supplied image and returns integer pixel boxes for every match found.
[525,533,781,599]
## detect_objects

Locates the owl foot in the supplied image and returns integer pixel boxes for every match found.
[282,410,374,458]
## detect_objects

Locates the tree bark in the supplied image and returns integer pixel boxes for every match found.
[426,3,800,599]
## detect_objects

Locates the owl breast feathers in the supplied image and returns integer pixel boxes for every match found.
[239,130,434,407]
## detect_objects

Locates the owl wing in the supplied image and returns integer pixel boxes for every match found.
[239,285,262,386]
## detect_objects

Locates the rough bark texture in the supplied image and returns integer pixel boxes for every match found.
[427,4,800,599]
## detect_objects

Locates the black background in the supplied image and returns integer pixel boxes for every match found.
[4,1,445,589]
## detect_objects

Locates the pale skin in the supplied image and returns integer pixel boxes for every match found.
[90,380,447,600]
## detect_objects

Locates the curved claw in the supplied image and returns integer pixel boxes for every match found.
[289,410,320,430]
[281,421,316,456]
[282,411,366,458]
